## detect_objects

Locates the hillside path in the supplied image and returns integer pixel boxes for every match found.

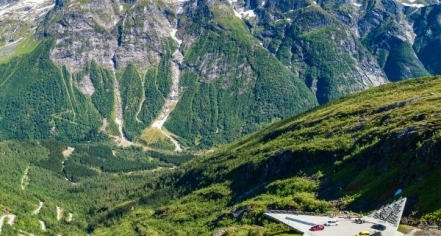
[20,165,30,190]
[0,214,16,234]
[56,206,62,221]
[32,201,43,215]
[68,213,73,222]
[39,220,46,231]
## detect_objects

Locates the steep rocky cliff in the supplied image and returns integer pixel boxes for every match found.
[0,0,441,149]
[253,0,388,103]
[39,0,177,72]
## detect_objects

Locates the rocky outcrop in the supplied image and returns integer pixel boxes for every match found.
[114,3,173,71]
[47,14,118,72]
[0,0,54,52]
[248,1,388,103]
[410,4,441,75]
[40,0,181,72]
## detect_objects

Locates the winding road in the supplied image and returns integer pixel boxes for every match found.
[39,220,46,231]
[56,206,62,221]
[0,214,16,234]
[32,201,43,215]
[68,213,73,222]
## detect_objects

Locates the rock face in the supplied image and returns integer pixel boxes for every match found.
[0,0,54,53]
[40,0,176,72]
[0,0,441,148]
[411,4,441,75]
[36,0,439,98]
[114,3,173,71]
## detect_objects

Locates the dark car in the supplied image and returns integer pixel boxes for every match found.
[310,225,325,231]
[371,224,386,230]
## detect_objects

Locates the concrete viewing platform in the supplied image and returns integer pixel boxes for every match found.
[264,198,407,236]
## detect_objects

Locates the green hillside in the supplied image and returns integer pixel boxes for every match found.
[90,76,441,235]
[1,75,441,235]
[3,0,441,234]
[0,40,106,142]
[0,140,193,235]
[165,1,318,148]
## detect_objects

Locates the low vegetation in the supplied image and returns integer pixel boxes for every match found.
[2,61,441,234]
[0,140,194,235]
[88,76,441,234]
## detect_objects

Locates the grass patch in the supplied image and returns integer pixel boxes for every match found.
[140,127,169,144]
[397,225,413,234]
[0,37,40,64]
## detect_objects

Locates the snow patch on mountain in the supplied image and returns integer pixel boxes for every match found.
[400,2,425,7]
[395,0,432,8]
[228,0,256,19]
[0,0,53,53]
[0,0,53,21]
[352,2,362,7]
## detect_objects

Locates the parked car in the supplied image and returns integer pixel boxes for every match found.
[310,225,325,231]
[356,231,370,236]
[324,219,339,226]
[371,224,386,230]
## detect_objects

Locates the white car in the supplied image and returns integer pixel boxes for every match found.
[324,219,339,226]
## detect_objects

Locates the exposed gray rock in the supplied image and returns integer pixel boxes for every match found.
[77,75,95,96]
[49,14,119,72]
[114,3,173,71]
[213,229,227,236]
[41,0,181,72]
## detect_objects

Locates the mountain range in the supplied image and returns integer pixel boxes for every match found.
[1,0,441,235]
[1,0,441,149]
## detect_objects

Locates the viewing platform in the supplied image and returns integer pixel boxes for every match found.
[264,198,407,236]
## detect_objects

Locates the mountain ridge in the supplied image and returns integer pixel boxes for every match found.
[1,0,441,149]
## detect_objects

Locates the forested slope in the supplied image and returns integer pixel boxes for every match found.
[0,140,192,235]
[2,0,441,149]
[90,76,441,235]
[2,69,441,235]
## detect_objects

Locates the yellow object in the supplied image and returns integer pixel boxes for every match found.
[356,231,370,236]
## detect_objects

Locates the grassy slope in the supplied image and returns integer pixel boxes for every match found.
[93,76,441,235]
[0,139,193,235]
[0,35,40,65]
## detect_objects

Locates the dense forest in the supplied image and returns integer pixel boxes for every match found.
[2,76,441,235]
[0,139,193,235]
